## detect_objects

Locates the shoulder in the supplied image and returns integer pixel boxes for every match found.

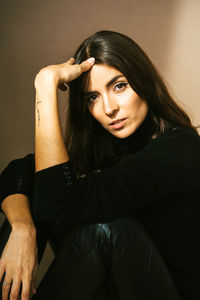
[116,126,200,169]
[145,126,200,153]
[129,126,200,175]
[161,126,199,139]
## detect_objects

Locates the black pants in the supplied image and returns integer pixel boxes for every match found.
[0,216,181,300]
[33,217,181,300]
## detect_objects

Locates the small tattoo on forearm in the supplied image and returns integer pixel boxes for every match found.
[36,101,42,127]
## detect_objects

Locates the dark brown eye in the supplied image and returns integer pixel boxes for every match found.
[87,94,97,104]
[114,82,128,91]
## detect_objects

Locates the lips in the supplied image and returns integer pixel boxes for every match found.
[110,118,126,125]
[109,118,127,130]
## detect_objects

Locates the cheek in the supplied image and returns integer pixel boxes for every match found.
[125,94,146,112]
[115,89,136,107]
[135,97,148,111]
[132,99,148,121]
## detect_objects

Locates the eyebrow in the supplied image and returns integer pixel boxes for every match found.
[84,74,124,96]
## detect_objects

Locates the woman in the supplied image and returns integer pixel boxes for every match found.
[0,30,200,299]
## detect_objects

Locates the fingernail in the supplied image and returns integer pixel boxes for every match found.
[88,57,95,64]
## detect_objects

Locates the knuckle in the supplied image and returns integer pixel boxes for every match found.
[2,284,10,291]
[26,274,32,282]
[10,290,18,299]
[22,290,29,299]
[27,268,33,277]
[16,266,23,275]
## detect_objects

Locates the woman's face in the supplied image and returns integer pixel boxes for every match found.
[84,64,148,139]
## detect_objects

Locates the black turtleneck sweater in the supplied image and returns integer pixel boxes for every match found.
[1,115,200,299]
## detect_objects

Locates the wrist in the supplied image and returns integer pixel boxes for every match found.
[35,67,59,92]
[12,221,36,236]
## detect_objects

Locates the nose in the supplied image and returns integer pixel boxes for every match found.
[103,95,119,117]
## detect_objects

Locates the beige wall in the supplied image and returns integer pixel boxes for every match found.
[161,0,200,126]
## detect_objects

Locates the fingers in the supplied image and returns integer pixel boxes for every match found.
[21,278,31,300]
[31,280,37,296]
[56,57,95,86]
[30,262,38,295]
[80,57,95,72]
[0,270,35,300]
[9,278,20,300]
[66,56,95,72]
[67,57,75,65]
[0,258,10,299]
[0,260,5,283]
[2,275,12,300]
[10,277,31,300]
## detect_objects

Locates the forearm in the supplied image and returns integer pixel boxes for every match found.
[1,194,35,229]
[35,76,69,172]
[34,58,94,172]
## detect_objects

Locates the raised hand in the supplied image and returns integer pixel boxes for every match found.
[34,57,95,91]
[34,57,95,171]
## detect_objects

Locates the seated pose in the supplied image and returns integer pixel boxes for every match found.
[0,30,200,300]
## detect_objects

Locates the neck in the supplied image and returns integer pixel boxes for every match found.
[114,112,156,154]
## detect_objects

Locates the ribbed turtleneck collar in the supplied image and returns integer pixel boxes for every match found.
[113,111,156,155]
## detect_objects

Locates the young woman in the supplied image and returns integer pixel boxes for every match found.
[0,30,200,300]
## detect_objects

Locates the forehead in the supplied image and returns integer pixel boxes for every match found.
[85,64,123,91]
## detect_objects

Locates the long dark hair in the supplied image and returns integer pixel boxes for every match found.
[65,30,198,175]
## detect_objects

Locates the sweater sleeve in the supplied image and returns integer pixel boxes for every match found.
[33,127,200,225]
[0,153,35,213]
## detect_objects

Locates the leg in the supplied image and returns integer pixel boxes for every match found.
[32,223,110,300]
[106,217,181,299]
[32,217,181,300]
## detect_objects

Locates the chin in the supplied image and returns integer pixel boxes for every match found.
[109,127,137,139]
[112,132,132,139]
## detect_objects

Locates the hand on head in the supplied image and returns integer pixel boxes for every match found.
[34,57,95,92]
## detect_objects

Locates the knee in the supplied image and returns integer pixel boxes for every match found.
[70,222,113,259]
[71,217,149,261]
